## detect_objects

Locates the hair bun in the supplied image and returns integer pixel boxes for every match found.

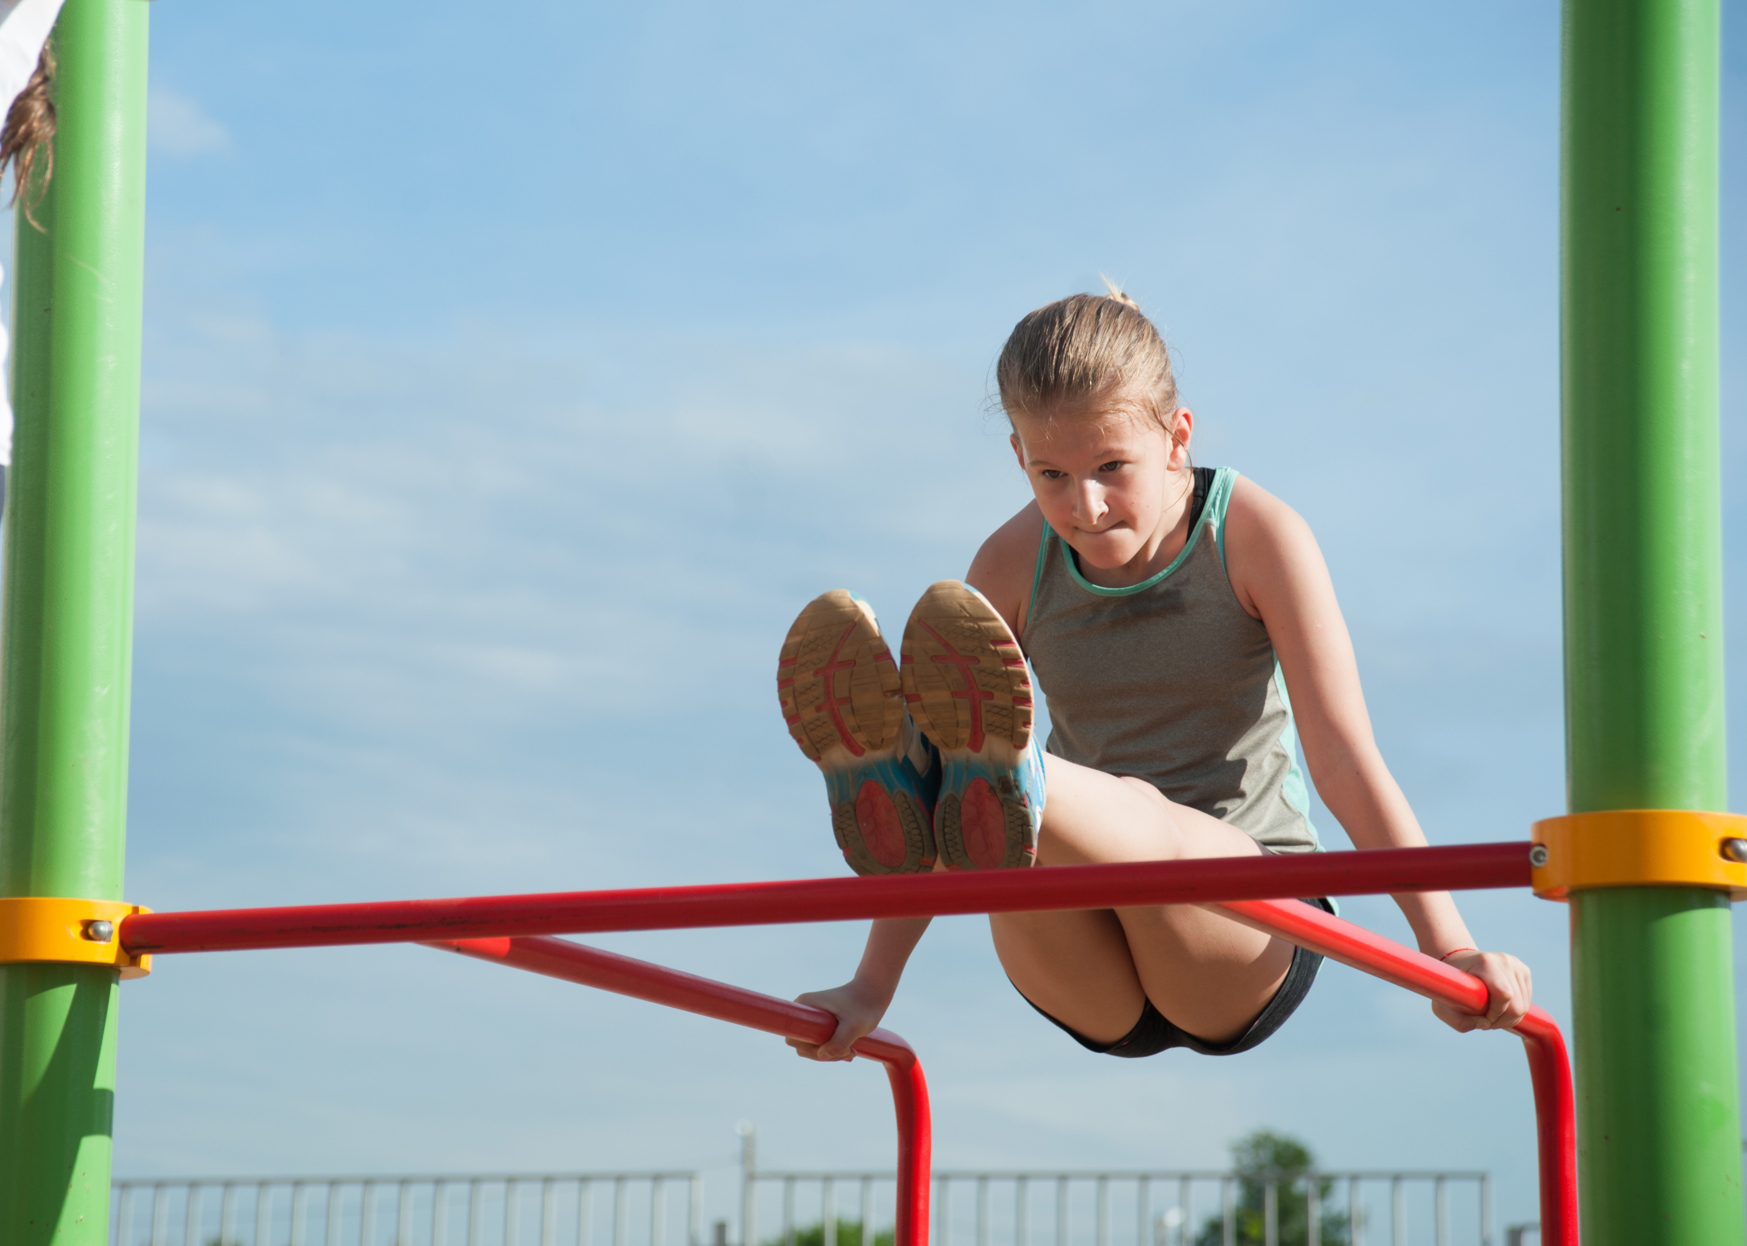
[1098,275,1140,309]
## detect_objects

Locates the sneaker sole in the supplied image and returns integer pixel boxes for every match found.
[900,581,1037,870]
[778,590,934,874]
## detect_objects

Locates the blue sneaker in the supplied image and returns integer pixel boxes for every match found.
[900,581,1046,870]
[778,590,941,875]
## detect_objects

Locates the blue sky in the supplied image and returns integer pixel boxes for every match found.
[52,0,1744,1234]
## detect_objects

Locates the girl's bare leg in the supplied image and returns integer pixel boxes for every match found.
[990,754,1297,1045]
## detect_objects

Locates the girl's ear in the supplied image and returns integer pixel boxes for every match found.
[1009,431,1028,471]
[1167,407,1194,468]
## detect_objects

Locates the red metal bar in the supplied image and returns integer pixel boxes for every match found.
[1218,898,1577,1246]
[120,842,1531,955]
[433,936,931,1246]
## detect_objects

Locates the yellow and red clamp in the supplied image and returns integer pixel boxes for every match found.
[0,897,153,979]
[1531,810,1747,901]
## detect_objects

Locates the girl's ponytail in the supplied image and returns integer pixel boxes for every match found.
[1,43,55,229]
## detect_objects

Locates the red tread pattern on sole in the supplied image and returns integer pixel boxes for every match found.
[916,619,994,752]
[815,621,867,757]
[960,779,1008,870]
[855,781,909,869]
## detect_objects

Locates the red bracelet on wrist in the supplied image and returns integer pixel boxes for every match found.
[1438,947,1477,962]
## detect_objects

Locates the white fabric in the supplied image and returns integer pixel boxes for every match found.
[0,0,60,113]
[0,0,62,465]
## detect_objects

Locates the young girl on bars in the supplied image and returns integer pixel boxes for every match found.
[776,287,1531,1062]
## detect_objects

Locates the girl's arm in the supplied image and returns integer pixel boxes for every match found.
[1223,478,1532,1033]
[787,916,932,1061]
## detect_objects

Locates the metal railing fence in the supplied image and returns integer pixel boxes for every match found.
[745,1170,1495,1246]
[111,1165,1496,1246]
[109,1172,703,1246]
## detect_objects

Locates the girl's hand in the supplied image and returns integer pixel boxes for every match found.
[787,980,890,1062]
[1431,950,1533,1033]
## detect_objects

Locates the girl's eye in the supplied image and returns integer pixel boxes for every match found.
[1099,460,1125,473]
[1039,469,1066,480]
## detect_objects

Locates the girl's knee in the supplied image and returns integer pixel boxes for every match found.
[1118,774,1171,808]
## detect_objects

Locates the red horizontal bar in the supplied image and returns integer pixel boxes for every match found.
[435,936,931,1246]
[432,934,918,1069]
[120,842,1531,955]
[1219,898,1576,1246]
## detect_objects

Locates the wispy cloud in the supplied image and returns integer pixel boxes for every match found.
[148,88,230,158]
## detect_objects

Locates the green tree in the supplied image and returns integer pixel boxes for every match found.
[1193,1129,1351,1246]
[767,1218,894,1246]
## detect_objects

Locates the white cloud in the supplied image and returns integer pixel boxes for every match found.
[148,88,230,158]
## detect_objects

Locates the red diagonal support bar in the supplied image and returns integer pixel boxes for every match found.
[120,842,1531,954]
[1218,898,1577,1246]
[433,936,931,1246]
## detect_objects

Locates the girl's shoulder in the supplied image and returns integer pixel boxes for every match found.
[1221,473,1323,621]
[966,502,1048,639]
[1223,472,1296,534]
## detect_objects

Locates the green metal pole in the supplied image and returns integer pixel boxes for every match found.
[1561,0,1740,1242]
[0,2,149,1243]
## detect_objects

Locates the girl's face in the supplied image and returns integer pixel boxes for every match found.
[1010,402,1193,578]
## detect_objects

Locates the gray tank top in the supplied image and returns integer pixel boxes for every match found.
[1022,466,1320,853]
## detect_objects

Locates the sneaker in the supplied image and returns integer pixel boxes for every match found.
[778,590,940,875]
[900,581,1046,870]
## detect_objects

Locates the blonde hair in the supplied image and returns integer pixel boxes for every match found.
[0,43,56,230]
[994,279,1180,431]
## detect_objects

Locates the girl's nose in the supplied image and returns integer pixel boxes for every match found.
[1074,480,1107,525]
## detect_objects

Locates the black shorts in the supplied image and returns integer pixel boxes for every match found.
[1015,898,1333,1058]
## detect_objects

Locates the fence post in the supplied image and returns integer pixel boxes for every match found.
[740,1127,757,1246]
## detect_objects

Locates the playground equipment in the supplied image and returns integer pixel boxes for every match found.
[0,1,1736,1244]
[99,853,1576,1246]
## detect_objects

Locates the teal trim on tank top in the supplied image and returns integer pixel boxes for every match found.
[1270,661,1321,844]
[1029,518,1051,621]
[1043,466,1237,601]
[1269,661,1335,909]
[1211,466,1234,568]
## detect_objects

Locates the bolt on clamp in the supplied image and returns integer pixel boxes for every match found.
[0,897,153,978]
[1531,810,1747,901]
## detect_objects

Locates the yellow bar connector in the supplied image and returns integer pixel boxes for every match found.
[1531,810,1747,901]
[0,897,153,978]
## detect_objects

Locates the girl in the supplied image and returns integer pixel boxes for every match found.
[776,288,1531,1062]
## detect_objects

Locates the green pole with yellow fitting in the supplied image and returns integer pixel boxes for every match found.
[0,1,150,1242]
[1558,0,1742,1240]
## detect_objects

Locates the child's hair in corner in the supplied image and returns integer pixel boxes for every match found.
[0,43,56,228]
[995,278,1180,432]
